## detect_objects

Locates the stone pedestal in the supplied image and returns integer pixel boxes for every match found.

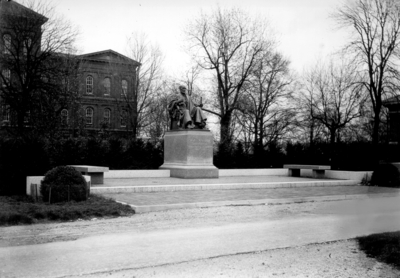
[160,130,219,179]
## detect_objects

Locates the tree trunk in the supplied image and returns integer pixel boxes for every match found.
[330,128,336,146]
[309,120,314,147]
[370,107,382,165]
[220,111,233,148]
[253,118,259,154]
[329,128,337,168]
[17,111,25,136]
[130,101,138,141]
[372,110,381,146]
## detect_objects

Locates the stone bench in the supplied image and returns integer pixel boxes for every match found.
[283,164,331,179]
[68,165,109,185]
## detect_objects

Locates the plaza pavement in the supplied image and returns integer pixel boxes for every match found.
[91,175,400,213]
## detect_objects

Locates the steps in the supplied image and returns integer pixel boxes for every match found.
[92,178,359,194]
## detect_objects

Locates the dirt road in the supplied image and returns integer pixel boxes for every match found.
[1,197,400,277]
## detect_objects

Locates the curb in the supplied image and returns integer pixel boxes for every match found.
[117,193,399,214]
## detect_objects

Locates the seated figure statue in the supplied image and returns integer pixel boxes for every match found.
[168,85,207,130]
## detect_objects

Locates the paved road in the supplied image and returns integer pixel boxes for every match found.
[2,197,400,278]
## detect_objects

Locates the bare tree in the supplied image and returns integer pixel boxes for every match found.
[178,64,202,96]
[185,7,273,147]
[238,51,295,152]
[124,32,164,140]
[143,80,172,140]
[174,63,211,116]
[300,57,364,146]
[0,0,79,138]
[294,106,326,146]
[333,0,400,145]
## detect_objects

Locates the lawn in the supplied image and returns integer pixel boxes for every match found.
[357,231,400,270]
[0,194,135,226]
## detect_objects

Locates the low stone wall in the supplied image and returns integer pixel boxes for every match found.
[26,175,91,196]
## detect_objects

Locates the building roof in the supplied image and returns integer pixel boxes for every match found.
[0,0,48,24]
[78,49,141,67]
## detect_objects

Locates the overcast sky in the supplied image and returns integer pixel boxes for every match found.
[38,0,348,76]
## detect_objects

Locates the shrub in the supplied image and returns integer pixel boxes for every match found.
[86,138,107,166]
[48,138,87,166]
[370,163,400,188]
[125,139,163,169]
[0,137,50,196]
[40,166,88,203]
[106,138,125,169]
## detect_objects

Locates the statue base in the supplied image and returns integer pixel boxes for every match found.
[160,130,219,179]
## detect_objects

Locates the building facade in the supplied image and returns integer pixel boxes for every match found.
[0,0,140,136]
[76,50,140,134]
[383,96,400,144]
[0,0,47,130]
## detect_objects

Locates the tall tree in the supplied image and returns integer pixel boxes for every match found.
[239,51,295,153]
[179,64,202,96]
[185,7,273,147]
[0,0,78,138]
[143,80,172,141]
[125,32,164,140]
[300,58,364,145]
[334,0,400,145]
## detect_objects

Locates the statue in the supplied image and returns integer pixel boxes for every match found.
[168,85,207,130]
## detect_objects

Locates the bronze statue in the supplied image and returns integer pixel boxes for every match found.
[168,86,207,130]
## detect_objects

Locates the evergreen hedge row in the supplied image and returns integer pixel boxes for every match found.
[1,136,399,195]
[0,137,164,196]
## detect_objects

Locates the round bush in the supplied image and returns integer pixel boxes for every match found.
[370,164,400,188]
[40,166,87,203]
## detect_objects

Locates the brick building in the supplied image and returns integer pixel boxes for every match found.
[383,96,400,144]
[76,50,140,134]
[0,0,140,135]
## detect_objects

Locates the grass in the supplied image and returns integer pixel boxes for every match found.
[357,231,400,270]
[0,194,135,226]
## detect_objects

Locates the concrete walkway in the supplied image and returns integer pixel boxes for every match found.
[92,176,400,213]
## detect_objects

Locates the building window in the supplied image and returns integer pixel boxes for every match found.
[120,110,127,127]
[24,111,30,124]
[86,107,93,125]
[86,76,93,94]
[3,34,11,54]
[41,74,49,83]
[104,108,111,124]
[2,105,10,123]
[61,109,68,126]
[103,77,111,96]
[2,69,10,84]
[23,37,32,56]
[61,77,71,92]
[121,80,128,97]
